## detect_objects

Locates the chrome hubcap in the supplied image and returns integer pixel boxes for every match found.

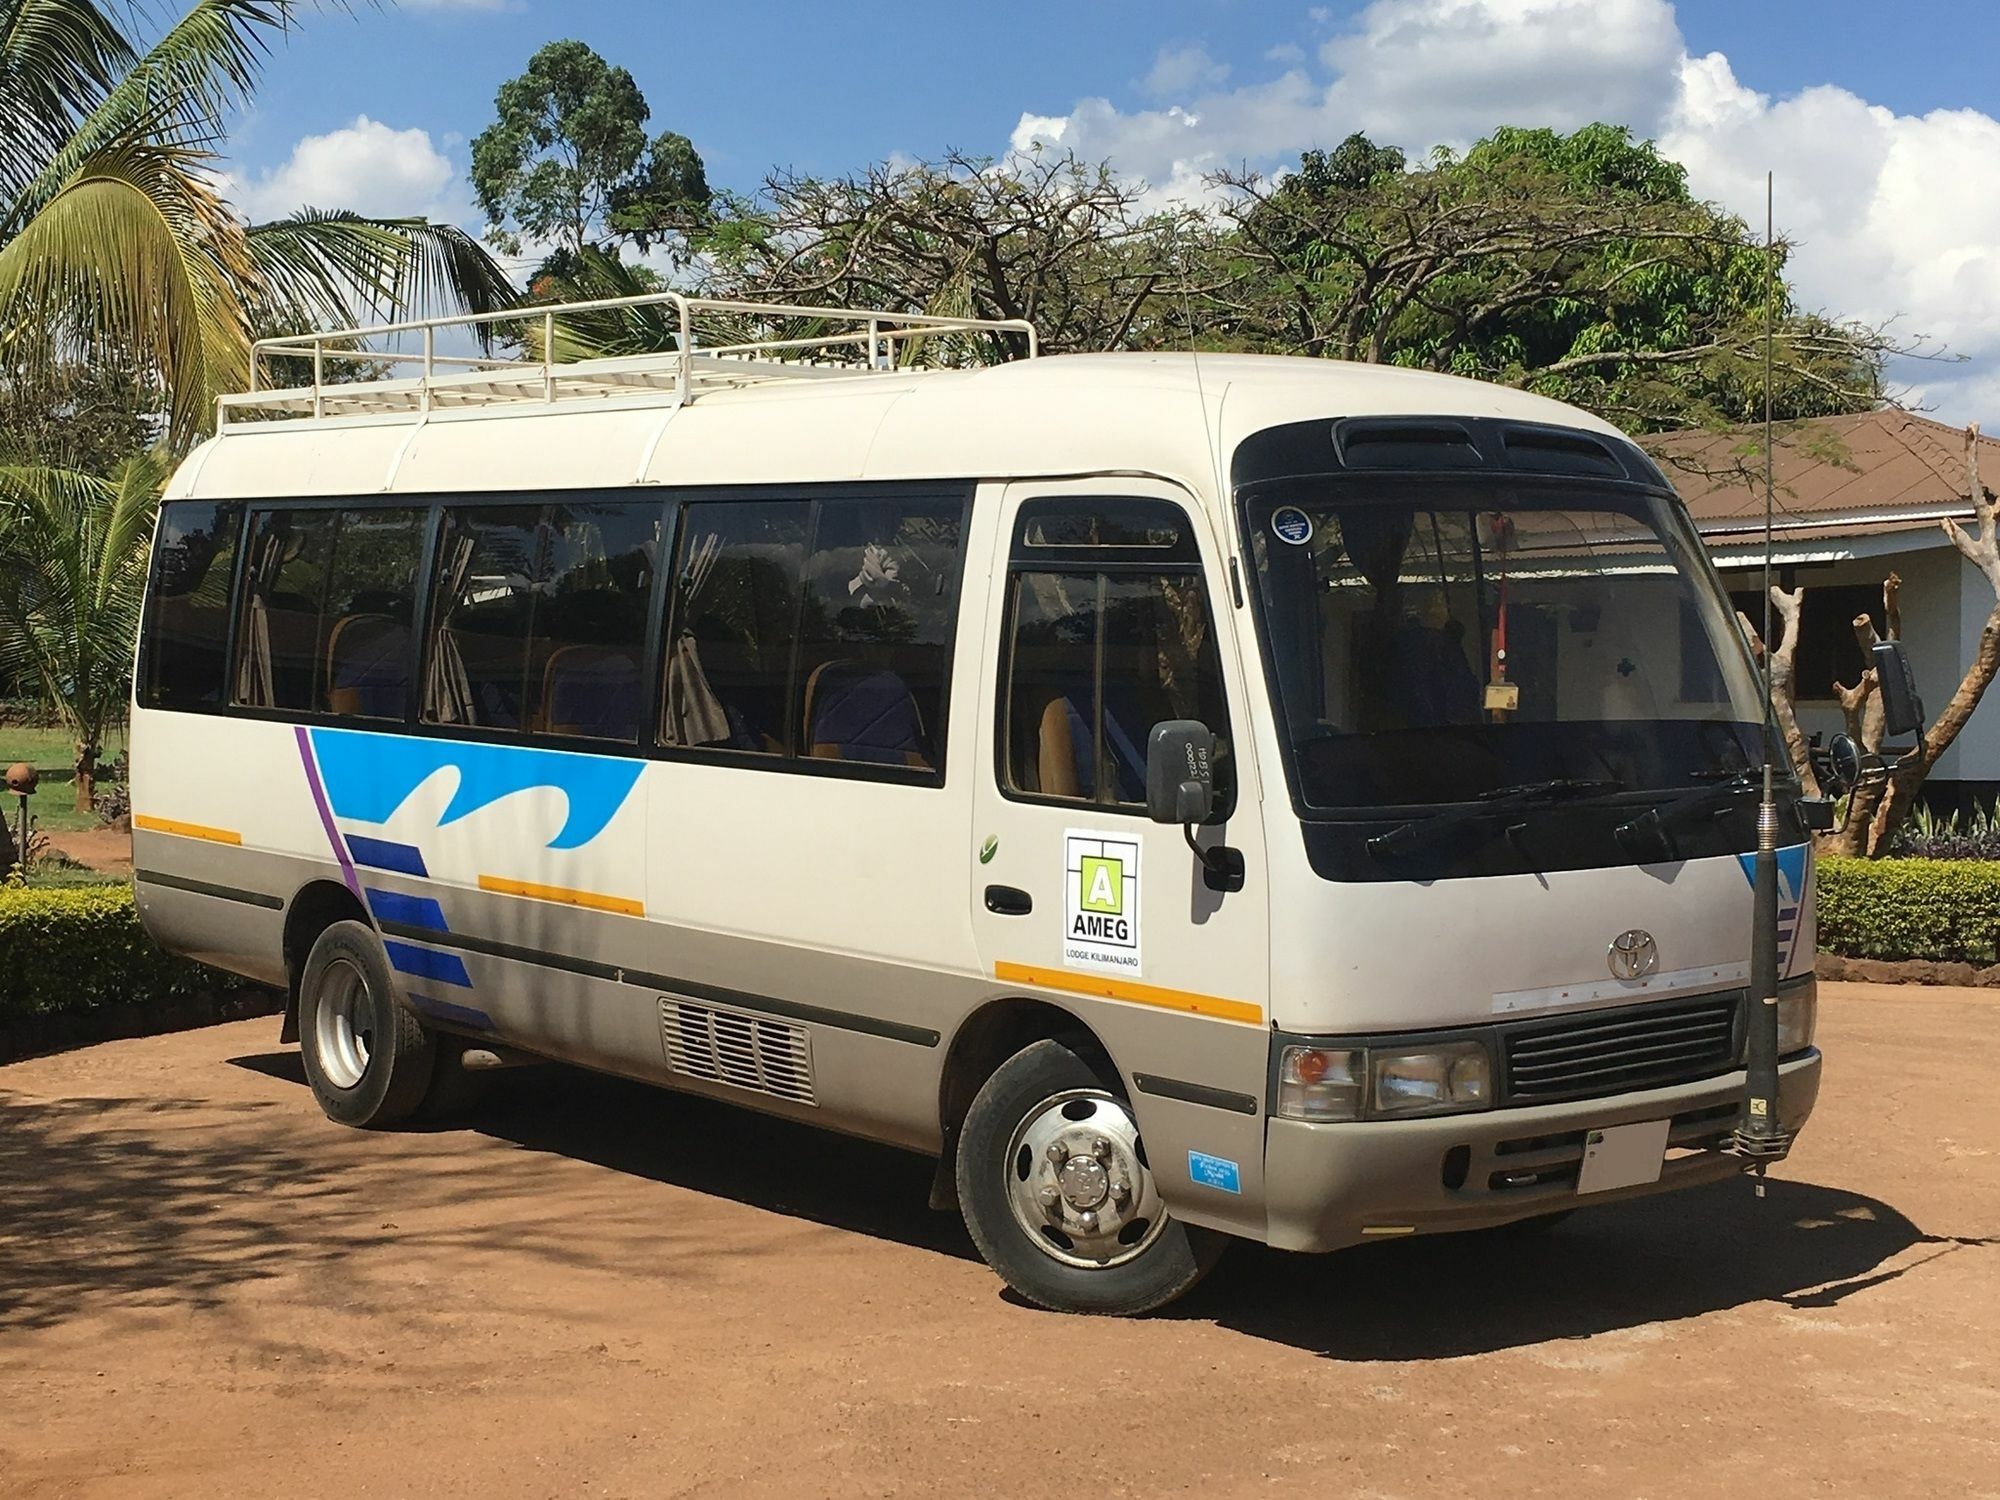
[1005,1089,1166,1268]
[313,958,373,1090]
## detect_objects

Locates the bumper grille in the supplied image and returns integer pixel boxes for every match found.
[1503,992,1741,1104]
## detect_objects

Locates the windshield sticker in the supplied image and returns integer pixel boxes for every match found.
[1270,506,1314,546]
[1064,829,1141,976]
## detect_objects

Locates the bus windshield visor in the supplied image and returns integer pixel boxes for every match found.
[1242,484,1768,812]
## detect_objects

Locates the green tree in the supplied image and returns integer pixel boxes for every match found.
[471,39,710,274]
[0,355,160,476]
[0,0,516,454]
[1213,124,1891,436]
[0,456,162,810]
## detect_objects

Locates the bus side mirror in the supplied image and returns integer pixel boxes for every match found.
[1873,640,1925,740]
[1147,720,1216,826]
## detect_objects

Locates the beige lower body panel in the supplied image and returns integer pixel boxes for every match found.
[1263,1051,1822,1252]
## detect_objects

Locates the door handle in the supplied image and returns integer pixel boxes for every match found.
[984,885,1033,916]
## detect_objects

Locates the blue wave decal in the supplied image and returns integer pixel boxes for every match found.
[309,729,643,851]
[366,888,447,931]
[348,836,429,877]
[384,940,473,989]
[1738,843,1809,970]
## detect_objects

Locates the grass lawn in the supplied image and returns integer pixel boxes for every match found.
[0,725,126,835]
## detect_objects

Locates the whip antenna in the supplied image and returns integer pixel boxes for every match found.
[1735,169,1792,1185]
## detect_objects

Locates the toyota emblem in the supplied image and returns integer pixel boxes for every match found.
[1607,929,1659,980]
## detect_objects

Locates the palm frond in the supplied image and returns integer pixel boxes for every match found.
[0,0,135,200]
[245,209,516,334]
[0,133,251,444]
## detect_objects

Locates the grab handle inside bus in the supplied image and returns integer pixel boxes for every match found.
[1147,721,1246,894]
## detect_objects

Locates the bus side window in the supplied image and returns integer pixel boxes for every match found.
[422,506,543,731]
[144,500,244,711]
[1000,497,1230,810]
[233,509,337,712]
[660,501,809,756]
[533,502,658,742]
[319,508,427,721]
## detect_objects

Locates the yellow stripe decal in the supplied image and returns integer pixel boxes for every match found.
[133,815,242,846]
[477,874,644,918]
[994,961,1262,1026]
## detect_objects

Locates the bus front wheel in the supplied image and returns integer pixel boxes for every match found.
[298,920,437,1128]
[955,1039,1224,1315]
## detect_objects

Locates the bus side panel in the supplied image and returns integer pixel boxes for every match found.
[128,706,335,987]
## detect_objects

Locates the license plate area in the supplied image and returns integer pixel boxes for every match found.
[1576,1118,1671,1195]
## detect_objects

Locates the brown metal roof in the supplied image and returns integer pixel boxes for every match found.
[1644,409,1995,542]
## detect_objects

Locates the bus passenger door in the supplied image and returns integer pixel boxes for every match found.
[966,480,1272,1237]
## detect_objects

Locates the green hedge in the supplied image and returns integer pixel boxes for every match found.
[1816,856,2000,963]
[0,883,241,1021]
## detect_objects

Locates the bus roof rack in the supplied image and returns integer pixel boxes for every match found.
[220,292,1040,428]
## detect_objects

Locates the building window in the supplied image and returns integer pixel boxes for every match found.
[144,501,243,711]
[1714,583,1884,702]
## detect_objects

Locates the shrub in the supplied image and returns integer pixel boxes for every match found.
[0,883,241,1020]
[1816,856,2000,963]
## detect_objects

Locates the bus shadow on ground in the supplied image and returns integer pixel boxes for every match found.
[230,1050,980,1264]
[226,1053,1937,1358]
[1179,1179,1936,1359]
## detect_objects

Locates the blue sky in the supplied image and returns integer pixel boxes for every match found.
[219,0,2000,418]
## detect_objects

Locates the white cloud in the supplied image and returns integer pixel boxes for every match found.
[1009,0,2000,421]
[1144,44,1229,100]
[222,115,473,227]
[1265,42,1305,64]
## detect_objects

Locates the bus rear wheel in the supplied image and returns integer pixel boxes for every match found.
[298,920,436,1128]
[955,1039,1224,1315]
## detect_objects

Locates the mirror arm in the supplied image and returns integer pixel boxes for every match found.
[1183,822,1246,894]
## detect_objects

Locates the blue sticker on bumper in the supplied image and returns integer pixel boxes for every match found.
[1188,1150,1242,1194]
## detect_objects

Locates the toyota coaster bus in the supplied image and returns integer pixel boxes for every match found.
[129,295,1823,1314]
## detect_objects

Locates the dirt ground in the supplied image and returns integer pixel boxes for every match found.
[38,825,131,878]
[1,983,1995,1499]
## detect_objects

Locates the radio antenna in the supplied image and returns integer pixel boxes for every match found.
[1736,168,1791,1185]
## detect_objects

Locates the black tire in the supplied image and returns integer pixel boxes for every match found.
[297,920,436,1128]
[955,1039,1226,1315]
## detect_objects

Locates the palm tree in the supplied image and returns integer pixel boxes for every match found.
[0,0,514,448]
[0,2,515,808]
[0,457,160,810]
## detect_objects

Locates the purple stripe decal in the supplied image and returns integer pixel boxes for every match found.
[296,725,360,896]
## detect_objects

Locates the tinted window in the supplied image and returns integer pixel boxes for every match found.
[424,506,542,730]
[661,501,809,755]
[797,497,963,768]
[662,493,967,773]
[145,501,242,710]
[235,509,337,711]
[535,503,658,741]
[322,508,426,720]
[1001,499,1229,808]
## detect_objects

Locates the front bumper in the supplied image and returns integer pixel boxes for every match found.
[1263,1048,1821,1252]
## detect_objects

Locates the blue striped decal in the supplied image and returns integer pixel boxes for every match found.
[366,887,448,932]
[348,835,428,877]
[383,940,472,988]
[407,993,494,1030]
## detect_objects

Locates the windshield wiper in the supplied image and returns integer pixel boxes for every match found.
[1366,778,1625,860]
[1613,773,1759,862]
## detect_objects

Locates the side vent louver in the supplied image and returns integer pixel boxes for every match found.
[660,998,817,1107]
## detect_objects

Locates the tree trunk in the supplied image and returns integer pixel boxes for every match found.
[73,741,97,815]
[1863,427,2000,855]
[1739,585,1819,798]
[1823,607,1889,856]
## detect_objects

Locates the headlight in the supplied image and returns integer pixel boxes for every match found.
[1777,980,1817,1056]
[1277,1046,1364,1121]
[1371,1042,1492,1117]
[1276,1041,1494,1121]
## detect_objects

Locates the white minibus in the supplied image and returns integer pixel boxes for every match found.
[130,296,1822,1313]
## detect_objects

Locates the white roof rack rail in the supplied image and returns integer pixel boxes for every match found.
[220,293,1039,428]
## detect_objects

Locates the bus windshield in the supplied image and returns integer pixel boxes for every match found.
[1241,481,1768,813]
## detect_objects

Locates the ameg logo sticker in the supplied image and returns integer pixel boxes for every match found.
[1065,830,1141,975]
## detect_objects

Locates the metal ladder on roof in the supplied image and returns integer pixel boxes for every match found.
[220,293,1040,428]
